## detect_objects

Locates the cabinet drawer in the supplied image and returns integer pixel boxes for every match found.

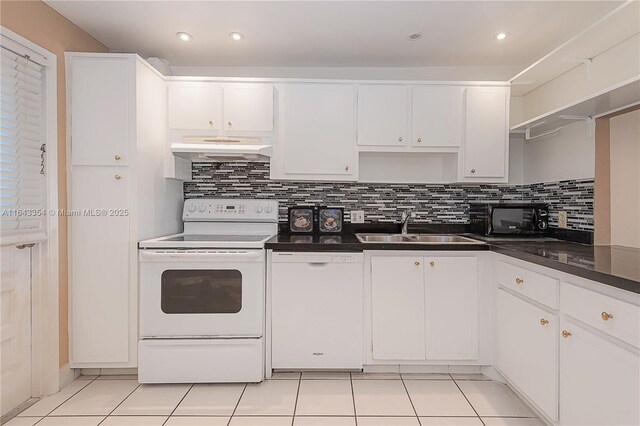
[562,283,640,348]
[496,261,559,309]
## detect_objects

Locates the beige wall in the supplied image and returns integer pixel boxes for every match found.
[1,0,108,367]
[609,109,640,248]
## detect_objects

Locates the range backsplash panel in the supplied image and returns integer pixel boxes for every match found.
[185,162,594,231]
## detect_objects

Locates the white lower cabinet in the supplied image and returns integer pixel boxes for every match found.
[496,288,558,421]
[370,255,478,361]
[371,256,426,360]
[559,320,639,426]
[271,253,364,369]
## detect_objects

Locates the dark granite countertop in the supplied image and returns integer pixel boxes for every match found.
[266,231,640,294]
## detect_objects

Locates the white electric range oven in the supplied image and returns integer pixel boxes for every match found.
[138,198,278,383]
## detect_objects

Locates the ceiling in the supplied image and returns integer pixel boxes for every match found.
[46,1,625,69]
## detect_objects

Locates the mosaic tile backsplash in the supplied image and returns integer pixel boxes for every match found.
[185,162,594,231]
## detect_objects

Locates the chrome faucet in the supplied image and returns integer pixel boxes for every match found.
[401,210,417,235]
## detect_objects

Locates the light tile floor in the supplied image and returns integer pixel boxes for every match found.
[7,373,546,426]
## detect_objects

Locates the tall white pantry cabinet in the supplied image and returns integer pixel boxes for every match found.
[66,53,183,368]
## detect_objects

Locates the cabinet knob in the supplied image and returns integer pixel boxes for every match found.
[345,165,349,171]
[115,174,122,181]
[417,138,422,143]
[540,318,549,326]
[415,261,420,266]
[430,261,435,267]
[114,154,121,160]
[398,137,403,142]
[228,121,233,127]
[471,169,476,174]
[601,311,614,321]
[515,277,524,285]
[208,120,214,126]
[562,330,572,338]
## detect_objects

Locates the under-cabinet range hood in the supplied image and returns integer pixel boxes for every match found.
[171,137,272,162]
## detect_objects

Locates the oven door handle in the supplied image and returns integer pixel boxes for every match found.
[139,250,263,261]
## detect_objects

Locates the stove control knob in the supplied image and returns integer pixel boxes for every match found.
[188,204,196,213]
[265,205,273,213]
[255,205,263,213]
[198,204,206,213]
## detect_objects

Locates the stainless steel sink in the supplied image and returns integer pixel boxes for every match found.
[356,233,485,244]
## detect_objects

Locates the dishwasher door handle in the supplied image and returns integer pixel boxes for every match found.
[307,262,329,267]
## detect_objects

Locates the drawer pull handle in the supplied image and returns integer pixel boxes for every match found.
[601,311,614,321]
[114,154,121,160]
[515,277,524,285]
[115,175,122,180]
[540,319,549,326]
[415,261,420,266]
[562,330,572,338]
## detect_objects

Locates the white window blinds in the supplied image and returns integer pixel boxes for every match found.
[1,46,47,239]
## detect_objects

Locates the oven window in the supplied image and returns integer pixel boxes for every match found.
[161,270,242,314]
[492,208,534,233]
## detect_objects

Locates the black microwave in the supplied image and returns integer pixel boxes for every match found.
[470,203,549,236]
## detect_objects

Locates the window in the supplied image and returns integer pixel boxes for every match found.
[0,41,47,240]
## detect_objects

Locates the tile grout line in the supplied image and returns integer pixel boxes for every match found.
[33,376,99,421]
[227,383,248,426]
[290,374,302,426]
[399,372,422,426]
[349,373,357,426]
[161,383,194,426]
[95,382,141,425]
[449,373,486,426]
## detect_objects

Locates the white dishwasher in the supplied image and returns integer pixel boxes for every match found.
[270,252,364,369]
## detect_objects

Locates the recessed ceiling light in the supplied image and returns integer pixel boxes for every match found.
[408,32,423,41]
[176,32,192,42]
[495,32,508,41]
[229,32,245,41]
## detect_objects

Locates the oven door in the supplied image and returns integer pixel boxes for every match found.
[139,250,265,338]
[490,207,538,235]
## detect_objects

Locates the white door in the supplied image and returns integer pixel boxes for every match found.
[1,245,32,416]
[70,166,130,364]
[168,82,222,130]
[424,256,478,360]
[411,86,464,147]
[371,256,425,360]
[560,320,639,426]
[69,56,131,166]
[278,83,356,178]
[462,87,508,178]
[357,85,408,146]
[271,257,363,369]
[496,289,558,421]
[223,83,273,132]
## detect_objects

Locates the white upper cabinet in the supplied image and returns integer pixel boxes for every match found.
[357,85,408,146]
[412,86,464,148]
[223,83,274,132]
[425,256,478,360]
[168,82,221,130]
[274,83,356,180]
[70,57,131,166]
[461,86,509,180]
[371,256,426,360]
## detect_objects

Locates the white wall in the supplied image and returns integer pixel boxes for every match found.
[514,120,595,185]
[609,109,640,248]
[169,65,520,81]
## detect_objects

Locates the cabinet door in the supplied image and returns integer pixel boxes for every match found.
[411,86,463,147]
[371,256,425,360]
[424,256,478,360]
[462,87,508,178]
[70,57,131,166]
[496,289,558,421]
[279,84,355,178]
[560,320,639,426]
[271,261,363,369]
[168,82,221,130]
[223,83,273,132]
[70,166,130,364]
[357,85,408,146]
